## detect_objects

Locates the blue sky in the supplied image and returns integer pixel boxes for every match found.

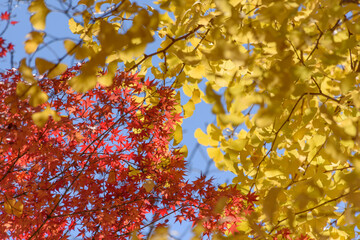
[1,1,237,239]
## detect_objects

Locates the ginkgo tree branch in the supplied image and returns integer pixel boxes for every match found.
[128,25,204,71]
[28,136,107,239]
[0,123,51,184]
[250,91,342,192]
[194,28,211,51]
[324,165,354,173]
[306,23,323,61]
[26,0,127,78]
[44,85,163,182]
[302,140,327,176]
[269,188,359,234]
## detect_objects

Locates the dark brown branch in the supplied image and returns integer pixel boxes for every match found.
[306,23,323,61]
[249,91,341,192]
[128,25,204,71]
[269,188,357,234]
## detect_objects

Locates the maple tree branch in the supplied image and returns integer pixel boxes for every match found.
[119,205,187,238]
[0,0,13,36]
[0,122,51,184]
[28,80,176,238]
[45,89,160,184]
[0,149,25,183]
[29,111,129,238]
[91,223,102,240]
[29,134,110,239]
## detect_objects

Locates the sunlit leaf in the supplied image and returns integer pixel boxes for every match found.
[24,31,44,54]
[173,123,182,146]
[35,58,67,78]
[68,18,84,34]
[183,99,195,118]
[143,179,155,192]
[32,107,60,127]
[28,0,50,30]
[4,199,23,217]
[108,170,116,183]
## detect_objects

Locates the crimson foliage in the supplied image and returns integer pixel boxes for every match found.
[0,66,255,239]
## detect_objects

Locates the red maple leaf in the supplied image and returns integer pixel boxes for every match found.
[175,215,185,223]
[10,21,18,25]
[158,208,168,217]
[7,43,14,51]
[228,223,239,234]
[0,64,256,239]
[0,11,10,20]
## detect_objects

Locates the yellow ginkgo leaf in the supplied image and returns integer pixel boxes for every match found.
[68,18,84,34]
[4,199,23,217]
[16,82,32,99]
[179,145,188,158]
[35,58,67,78]
[194,128,218,147]
[63,39,77,55]
[128,166,141,177]
[32,107,61,127]
[69,73,97,93]
[28,0,50,30]
[24,31,44,54]
[18,59,36,84]
[108,170,116,184]
[149,226,168,240]
[29,89,48,107]
[143,179,155,193]
[173,124,182,146]
[263,187,281,224]
[214,0,232,17]
[64,40,91,60]
[183,99,195,118]
[98,61,118,87]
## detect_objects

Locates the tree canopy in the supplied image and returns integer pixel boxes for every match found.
[1,0,360,239]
